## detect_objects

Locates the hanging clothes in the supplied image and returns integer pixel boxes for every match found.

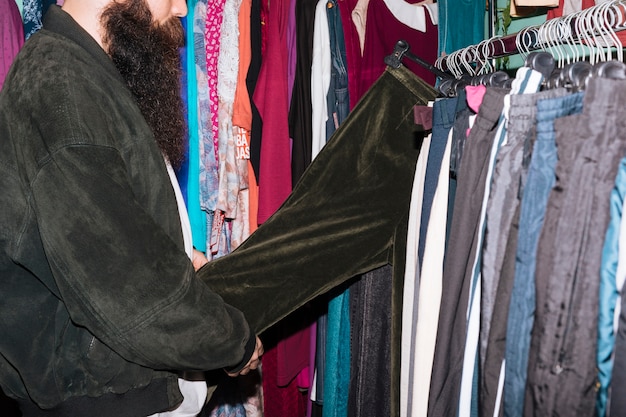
[501,88,584,417]
[401,118,432,417]
[288,0,318,186]
[357,0,438,98]
[596,158,626,417]
[348,265,394,417]
[401,95,457,417]
[428,85,509,417]
[437,0,483,55]
[252,0,292,225]
[321,2,351,416]
[197,62,438,367]
[337,0,361,112]
[525,75,626,417]
[1,0,24,90]
[247,0,263,182]
[186,0,208,254]
[22,0,56,39]
[479,86,571,417]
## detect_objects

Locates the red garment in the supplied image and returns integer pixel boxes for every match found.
[262,346,308,417]
[358,0,438,101]
[252,0,293,224]
[275,0,312,395]
[546,0,594,19]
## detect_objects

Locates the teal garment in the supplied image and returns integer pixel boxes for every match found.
[176,16,189,201]
[323,290,351,417]
[185,0,207,252]
[437,0,485,56]
[321,2,352,415]
[596,158,626,417]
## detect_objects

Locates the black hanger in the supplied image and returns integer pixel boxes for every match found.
[560,61,592,91]
[546,68,562,89]
[592,60,626,80]
[384,40,454,81]
[524,51,556,80]
[486,70,511,87]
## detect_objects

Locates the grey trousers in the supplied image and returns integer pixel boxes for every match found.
[526,76,626,417]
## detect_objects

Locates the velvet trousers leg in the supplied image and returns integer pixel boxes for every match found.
[197,65,437,415]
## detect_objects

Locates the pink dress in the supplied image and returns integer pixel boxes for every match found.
[252,0,293,224]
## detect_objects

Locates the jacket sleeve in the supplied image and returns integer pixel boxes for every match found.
[30,143,254,372]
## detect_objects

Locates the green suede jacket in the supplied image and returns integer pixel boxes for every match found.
[0,6,254,415]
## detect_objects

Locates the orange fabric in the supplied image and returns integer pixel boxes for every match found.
[233,0,253,130]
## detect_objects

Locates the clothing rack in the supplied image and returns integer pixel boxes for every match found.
[435,0,626,76]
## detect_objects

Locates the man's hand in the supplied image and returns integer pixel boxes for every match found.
[225,336,264,377]
[192,249,209,271]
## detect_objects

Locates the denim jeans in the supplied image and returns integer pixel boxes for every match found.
[419,94,465,266]
[325,0,349,142]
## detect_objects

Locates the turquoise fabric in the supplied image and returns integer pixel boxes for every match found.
[596,158,626,417]
[185,0,207,252]
[323,290,351,417]
[437,0,485,56]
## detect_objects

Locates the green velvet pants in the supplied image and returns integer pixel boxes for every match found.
[197,65,437,416]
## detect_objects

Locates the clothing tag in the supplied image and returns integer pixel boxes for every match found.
[333,112,339,130]
[413,105,433,130]
[210,211,225,254]
[235,126,250,160]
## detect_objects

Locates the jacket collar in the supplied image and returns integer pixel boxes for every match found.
[43,5,126,85]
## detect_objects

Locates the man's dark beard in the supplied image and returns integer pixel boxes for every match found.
[101,1,187,168]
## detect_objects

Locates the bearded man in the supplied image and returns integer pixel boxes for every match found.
[0,0,263,416]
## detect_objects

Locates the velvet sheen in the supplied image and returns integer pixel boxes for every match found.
[198,65,437,333]
[198,66,437,416]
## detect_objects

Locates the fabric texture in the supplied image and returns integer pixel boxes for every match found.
[348,266,393,417]
[197,66,438,416]
[596,158,626,417]
[527,76,626,417]
[0,6,255,414]
[1,0,24,90]
[437,0,484,55]
[427,86,508,417]
[252,0,293,224]
[358,0,437,98]
[501,89,583,417]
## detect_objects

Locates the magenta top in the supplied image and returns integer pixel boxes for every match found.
[1,0,24,91]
